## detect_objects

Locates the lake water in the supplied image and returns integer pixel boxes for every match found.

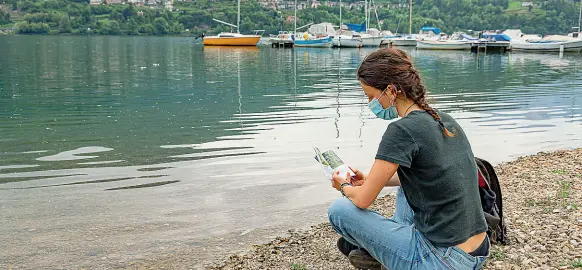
[1,36,582,269]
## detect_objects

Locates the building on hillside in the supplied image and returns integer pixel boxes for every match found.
[106,0,122,4]
[521,1,534,6]
[354,2,367,8]
[280,1,292,9]
[164,0,173,10]
[324,1,337,7]
[128,0,146,6]
[386,3,406,8]
[309,0,320,8]
[89,0,102,5]
[259,0,277,9]
[137,10,144,15]
[286,15,296,22]
[273,0,306,10]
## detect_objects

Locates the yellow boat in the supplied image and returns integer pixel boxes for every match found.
[203,33,261,46]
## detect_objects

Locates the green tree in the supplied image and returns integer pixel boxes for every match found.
[122,4,136,19]
[153,17,168,35]
[99,20,120,35]
[0,9,11,24]
[126,18,139,35]
[12,0,17,10]
[108,20,120,34]
[171,22,184,34]
[59,16,72,33]
[110,10,123,21]
[16,21,50,34]
[139,23,154,35]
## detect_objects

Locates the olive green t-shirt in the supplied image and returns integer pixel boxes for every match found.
[376,110,487,247]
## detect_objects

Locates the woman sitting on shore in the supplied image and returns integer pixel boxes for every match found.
[328,48,490,270]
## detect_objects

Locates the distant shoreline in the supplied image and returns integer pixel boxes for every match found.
[199,149,582,270]
[0,32,197,37]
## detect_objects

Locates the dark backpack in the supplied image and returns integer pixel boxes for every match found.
[475,157,509,245]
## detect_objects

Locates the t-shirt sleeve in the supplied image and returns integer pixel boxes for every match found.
[375,121,419,168]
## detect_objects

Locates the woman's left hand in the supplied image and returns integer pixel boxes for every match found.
[331,171,351,191]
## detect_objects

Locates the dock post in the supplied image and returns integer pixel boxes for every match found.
[560,44,565,58]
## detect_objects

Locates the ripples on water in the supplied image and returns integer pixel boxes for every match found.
[0,36,581,268]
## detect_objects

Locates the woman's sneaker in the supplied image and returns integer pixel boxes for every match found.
[337,237,359,257]
[348,249,382,270]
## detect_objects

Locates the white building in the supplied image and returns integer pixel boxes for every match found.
[165,0,173,10]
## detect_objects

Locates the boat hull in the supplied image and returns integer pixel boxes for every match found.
[294,37,333,48]
[203,36,261,46]
[417,40,471,50]
[510,40,582,52]
[361,37,382,47]
[333,38,362,48]
[391,39,418,46]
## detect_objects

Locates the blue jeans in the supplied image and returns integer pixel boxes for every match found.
[328,187,489,270]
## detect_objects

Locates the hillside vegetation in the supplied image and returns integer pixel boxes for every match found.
[0,0,579,35]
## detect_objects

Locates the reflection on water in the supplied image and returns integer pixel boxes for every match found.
[1,36,581,268]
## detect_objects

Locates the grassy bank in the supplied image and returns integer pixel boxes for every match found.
[209,149,582,270]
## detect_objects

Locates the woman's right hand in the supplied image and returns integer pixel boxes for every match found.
[349,166,366,186]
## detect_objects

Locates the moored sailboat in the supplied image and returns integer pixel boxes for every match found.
[416,40,472,50]
[203,0,262,46]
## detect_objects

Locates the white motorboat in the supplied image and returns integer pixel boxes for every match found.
[418,27,442,41]
[355,33,382,47]
[332,35,362,48]
[417,40,472,50]
[269,31,294,44]
[391,36,417,46]
[511,36,582,52]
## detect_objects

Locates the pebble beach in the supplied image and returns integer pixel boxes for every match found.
[207,149,582,270]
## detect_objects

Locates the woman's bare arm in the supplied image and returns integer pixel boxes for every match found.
[339,159,399,209]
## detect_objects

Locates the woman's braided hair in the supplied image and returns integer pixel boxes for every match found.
[357,48,455,137]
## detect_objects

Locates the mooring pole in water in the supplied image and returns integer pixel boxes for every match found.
[560,44,564,59]
[408,0,412,35]
[476,46,480,69]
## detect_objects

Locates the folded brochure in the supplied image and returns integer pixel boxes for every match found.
[314,147,355,180]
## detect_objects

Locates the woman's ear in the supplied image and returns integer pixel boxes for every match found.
[388,85,399,99]
[393,85,407,100]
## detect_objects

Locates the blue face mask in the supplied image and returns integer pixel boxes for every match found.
[368,90,399,120]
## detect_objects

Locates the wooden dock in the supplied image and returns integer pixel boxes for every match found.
[271,40,294,48]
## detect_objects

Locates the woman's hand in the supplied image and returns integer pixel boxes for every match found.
[331,171,351,191]
[349,166,366,186]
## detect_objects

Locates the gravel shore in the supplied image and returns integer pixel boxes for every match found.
[209,149,582,270]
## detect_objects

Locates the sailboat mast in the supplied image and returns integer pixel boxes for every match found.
[365,0,368,30]
[408,0,412,35]
[237,0,241,33]
[374,0,381,31]
[294,0,297,33]
[579,0,581,33]
[339,0,342,29]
